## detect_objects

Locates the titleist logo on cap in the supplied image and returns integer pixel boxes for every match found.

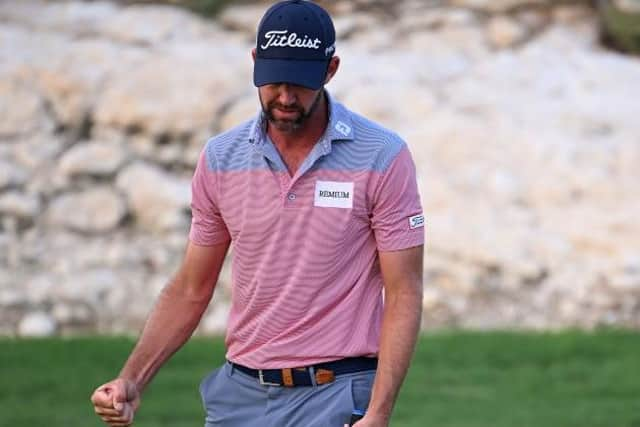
[261,30,322,50]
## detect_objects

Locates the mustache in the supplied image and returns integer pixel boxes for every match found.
[268,102,304,113]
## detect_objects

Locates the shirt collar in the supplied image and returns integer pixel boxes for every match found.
[248,90,354,147]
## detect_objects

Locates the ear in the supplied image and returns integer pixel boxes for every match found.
[251,48,257,62]
[324,56,340,84]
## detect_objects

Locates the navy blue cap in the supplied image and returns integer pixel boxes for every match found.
[254,0,336,90]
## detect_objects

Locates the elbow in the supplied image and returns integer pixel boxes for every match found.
[385,278,423,309]
[163,275,215,305]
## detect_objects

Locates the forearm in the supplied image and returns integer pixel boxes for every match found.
[118,278,213,393]
[367,287,422,423]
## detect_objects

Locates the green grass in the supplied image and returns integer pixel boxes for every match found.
[1,331,639,427]
[600,1,640,53]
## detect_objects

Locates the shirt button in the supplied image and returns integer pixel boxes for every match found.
[287,193,296,201]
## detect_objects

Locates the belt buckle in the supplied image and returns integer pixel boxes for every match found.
[258,370,281,387]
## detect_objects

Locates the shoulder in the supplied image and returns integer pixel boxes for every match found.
[336,102,407,173]
[200,118,257,171]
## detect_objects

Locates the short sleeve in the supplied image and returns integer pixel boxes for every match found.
[189,147,231,245]
[370,146,425,252]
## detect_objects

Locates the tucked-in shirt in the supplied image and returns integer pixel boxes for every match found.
[190,93,424,368]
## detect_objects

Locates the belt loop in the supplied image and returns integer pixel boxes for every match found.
[309,366,317,388]
[229,361,235,375]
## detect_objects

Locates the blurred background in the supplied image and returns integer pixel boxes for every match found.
[1,0,640,339]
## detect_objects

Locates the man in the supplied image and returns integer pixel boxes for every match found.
[91,1,424,426]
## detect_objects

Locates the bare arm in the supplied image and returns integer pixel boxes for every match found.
[91,240,229,426]
[360,245,424,427]
[119,240,230,390]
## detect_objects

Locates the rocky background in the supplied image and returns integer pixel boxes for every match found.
[1,0,639,337]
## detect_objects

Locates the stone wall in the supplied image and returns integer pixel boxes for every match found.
[1,0,639,336]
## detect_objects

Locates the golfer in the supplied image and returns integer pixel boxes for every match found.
[91,1,424,426]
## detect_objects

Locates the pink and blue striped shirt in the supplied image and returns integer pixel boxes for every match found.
[190,93,424,368]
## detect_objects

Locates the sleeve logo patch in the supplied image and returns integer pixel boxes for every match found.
[409,214,425,229]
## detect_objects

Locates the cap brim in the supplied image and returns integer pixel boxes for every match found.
[254,58,328,90]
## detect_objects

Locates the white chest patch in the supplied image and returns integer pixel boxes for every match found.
[314,181,354,209]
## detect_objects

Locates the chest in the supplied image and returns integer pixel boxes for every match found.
[217,167,371,242]
[279,149,309,177]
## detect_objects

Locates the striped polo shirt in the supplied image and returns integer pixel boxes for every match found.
[189,93,424,369]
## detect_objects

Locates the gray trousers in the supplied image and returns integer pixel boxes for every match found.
[199,362,375,427]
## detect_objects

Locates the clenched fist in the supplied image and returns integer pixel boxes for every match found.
[91,378,140,426]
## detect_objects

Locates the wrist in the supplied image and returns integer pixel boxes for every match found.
[361,411,390,427]
[117,372,143,394]
[363,408,391,424]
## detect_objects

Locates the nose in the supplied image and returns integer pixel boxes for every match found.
[276,84,297,106]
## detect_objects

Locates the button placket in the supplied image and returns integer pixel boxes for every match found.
[281,135,331,209]
[279,174,292,206]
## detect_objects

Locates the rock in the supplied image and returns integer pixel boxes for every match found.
[0,160,27,190]
[218,93,259,132]
[128,134,156,160]
[0,288,27,306]
[400,24,490,64]
[33,69,94,134]
[218,3,266,34]
[11,134,67,171]
[30,37,144,136]
[333,13,380,40]
[0,72,55,138]
[47,187,127,233]
[341,83,438,127]
[0,23,71,75]
[218,257,234,294]
[199,302,231,335]
[0,0,639,335]
[18,311,57,337]
[23,274,55,305]
[116,162,190,231]
[93,53,249,138]
[332,0,356,15]
[0,191,41,221]
[397,7,478,34]
[552,4,595,24]
[55,269,119,303]
[515,9,550,32]
[58,141,128,178]
[489,169,524,200]
[24,166,70,200]
[154,143,186,167]
[0,0,119,36]
[450,0,547,13]
[182,142,202,168]
[51,302,94,325]
[98,4,218,45]
[487,15,530,49]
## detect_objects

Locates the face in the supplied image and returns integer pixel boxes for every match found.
[258,83,324,133]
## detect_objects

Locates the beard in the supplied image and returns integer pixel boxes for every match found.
[260,89,324,133]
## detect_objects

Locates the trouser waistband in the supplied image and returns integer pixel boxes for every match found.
[230,357,378,387]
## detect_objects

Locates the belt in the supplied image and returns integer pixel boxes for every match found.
[230,357,378,387]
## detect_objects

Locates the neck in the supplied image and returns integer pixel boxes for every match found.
[267,91,329,150]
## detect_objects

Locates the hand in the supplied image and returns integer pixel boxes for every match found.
[91,378,140,426]
[344,413,389,427]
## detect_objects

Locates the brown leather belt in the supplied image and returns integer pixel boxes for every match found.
[230,357,378,387]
